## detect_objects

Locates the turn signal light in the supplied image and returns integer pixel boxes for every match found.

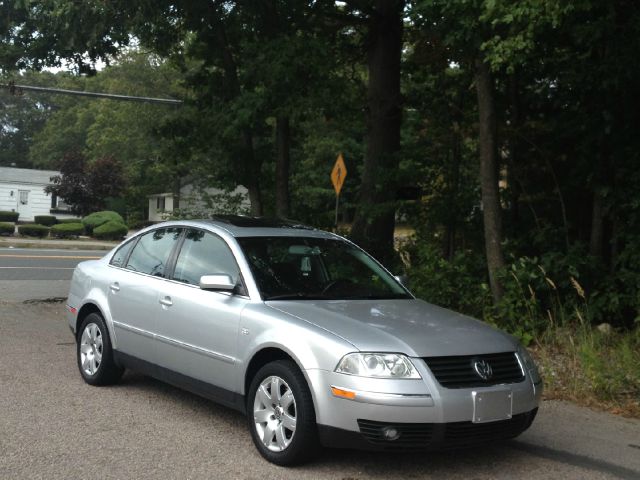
[331,386,356,400]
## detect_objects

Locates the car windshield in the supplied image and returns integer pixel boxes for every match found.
[237,236,411,301]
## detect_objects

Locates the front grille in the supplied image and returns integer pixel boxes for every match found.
[357,410,537,451]
[422,352,525,388]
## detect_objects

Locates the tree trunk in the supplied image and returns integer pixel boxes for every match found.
[350,0,404,267]
[172,171,181,211]
[275,115,291,218]
[589,124,612,260]
[475,57,505,303]
[242,129,263,216]
[507,73,521,228]
[213,13,263,215]
[443,127,461,260]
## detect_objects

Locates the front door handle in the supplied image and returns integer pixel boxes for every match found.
[159,296,173,307]
[109,282,120,292]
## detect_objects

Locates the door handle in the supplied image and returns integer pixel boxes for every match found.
[159,296,173,307]
[109,282,120,292]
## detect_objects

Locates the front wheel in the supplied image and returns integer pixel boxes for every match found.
[247,360,319,465]
[77,312,123,385]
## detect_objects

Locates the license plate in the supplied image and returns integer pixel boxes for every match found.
[472,388,513,423]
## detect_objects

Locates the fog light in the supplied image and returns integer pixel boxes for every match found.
[381,426,400,441]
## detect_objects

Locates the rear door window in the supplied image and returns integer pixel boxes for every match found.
[125,227,182,277]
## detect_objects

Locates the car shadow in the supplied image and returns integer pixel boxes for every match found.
[112,370,533,474]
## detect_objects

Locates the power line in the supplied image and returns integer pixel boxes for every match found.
[0,82,183,106]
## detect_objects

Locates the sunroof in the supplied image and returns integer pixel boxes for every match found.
[209,215,315,230]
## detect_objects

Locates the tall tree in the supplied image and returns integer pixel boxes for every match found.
[475,58,505,301]
[348,0,405,266]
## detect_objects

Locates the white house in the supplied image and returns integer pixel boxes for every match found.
[0,166,78,222]
[148,183,250,221]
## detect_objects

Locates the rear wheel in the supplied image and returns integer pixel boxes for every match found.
[77,312,123,385]
[247,360,319,465]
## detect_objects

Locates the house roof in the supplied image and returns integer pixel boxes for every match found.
[0,166,59,186]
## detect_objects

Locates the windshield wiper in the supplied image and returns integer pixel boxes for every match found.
[265,293,329,301]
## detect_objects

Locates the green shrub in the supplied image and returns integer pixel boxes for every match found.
[0,222,15,236]
[51,222,84,238]
[57,218,83,224]
[17,224,50,238]
[0,211,19,222]
[93,220,128,240]
[82,211,125,235]
[404,241,490,319]
[34,215,57,226]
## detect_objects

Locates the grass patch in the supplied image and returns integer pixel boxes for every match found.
[534,325,640,417]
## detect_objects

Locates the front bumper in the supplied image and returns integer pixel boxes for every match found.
[306,357,542,450]
[318,408,538,451]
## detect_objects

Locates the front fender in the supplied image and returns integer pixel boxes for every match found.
[237,303,356,401]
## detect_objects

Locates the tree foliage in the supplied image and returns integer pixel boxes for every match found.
[45,151,125,215]
[4,0,640,333]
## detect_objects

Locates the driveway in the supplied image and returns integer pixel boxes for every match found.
[0,258,638,479]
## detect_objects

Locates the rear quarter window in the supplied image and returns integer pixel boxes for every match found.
[109,239,136,268]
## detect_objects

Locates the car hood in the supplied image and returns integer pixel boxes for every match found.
[267,298,516,357]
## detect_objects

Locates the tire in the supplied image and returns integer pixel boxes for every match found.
[76,312,123,386]
[247,360,319,465]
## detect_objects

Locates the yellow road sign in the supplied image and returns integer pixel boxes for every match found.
[331,153,347,195]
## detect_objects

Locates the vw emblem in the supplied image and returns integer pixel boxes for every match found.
[473,359,493,381]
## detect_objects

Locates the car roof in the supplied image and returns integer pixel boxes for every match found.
[165,215,339,239]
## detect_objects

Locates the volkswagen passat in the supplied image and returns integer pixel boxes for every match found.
[67,216,542,465]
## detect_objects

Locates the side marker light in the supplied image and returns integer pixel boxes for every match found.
[330,386,356,400]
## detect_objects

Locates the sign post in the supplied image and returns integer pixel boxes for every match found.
[331,153,347,228]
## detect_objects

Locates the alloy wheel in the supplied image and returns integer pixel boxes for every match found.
[79,322,103,376]
[253,375,297,452]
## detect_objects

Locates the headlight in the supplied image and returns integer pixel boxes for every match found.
[517,345,541,384]
[335,353,421,379]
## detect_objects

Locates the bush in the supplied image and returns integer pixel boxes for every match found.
[82,211,125,235]
[403,241,490,319]
[0,222,15,236]
[0,211,19,222]
[57,218,83,224]
[51,222,84,239]
[34,215,57,226]
[93,220,128,240]
[18,224,50,238]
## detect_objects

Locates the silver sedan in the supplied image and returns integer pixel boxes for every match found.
[67,216,542,465]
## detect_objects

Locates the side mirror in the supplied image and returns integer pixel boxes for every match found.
[199,274,235,291]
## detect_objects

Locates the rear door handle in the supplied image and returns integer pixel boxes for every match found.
[159,296,173,307]
[109,282,120,292]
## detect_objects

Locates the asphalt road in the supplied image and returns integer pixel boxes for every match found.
[0,247,104,281]
[0,252,639,479]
